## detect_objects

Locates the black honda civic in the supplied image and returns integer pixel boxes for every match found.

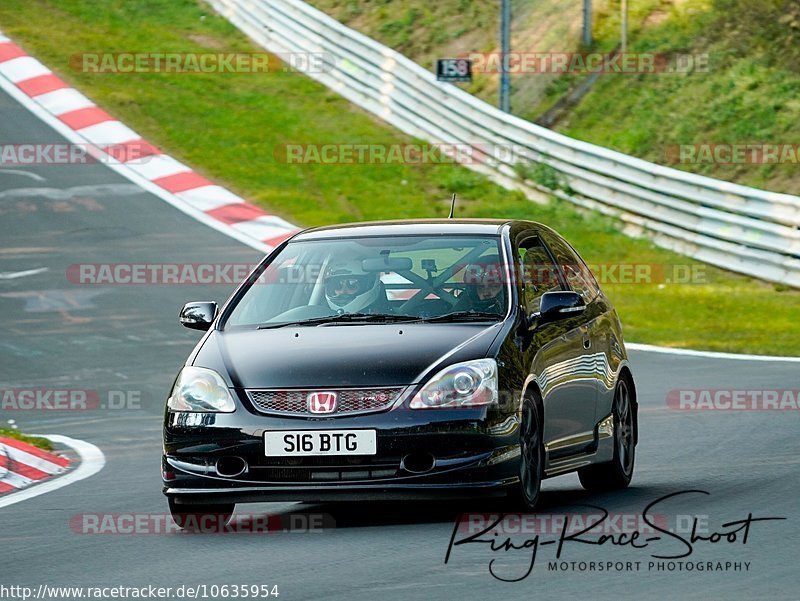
[163,219,637,527]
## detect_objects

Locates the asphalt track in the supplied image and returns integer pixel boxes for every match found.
[1,84,798,601]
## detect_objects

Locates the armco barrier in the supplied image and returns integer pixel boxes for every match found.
[209,0,800,287]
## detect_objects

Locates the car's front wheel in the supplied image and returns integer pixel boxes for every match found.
[168,497,235,531]
[509,397,543,510]
[578,377,635,491]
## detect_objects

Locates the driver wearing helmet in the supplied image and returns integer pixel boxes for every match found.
[457,254,505,314]
[324,259,388,314]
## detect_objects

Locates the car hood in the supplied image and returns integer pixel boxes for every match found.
[193,322,504,389]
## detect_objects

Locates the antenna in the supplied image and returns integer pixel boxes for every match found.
[448,193,456,219]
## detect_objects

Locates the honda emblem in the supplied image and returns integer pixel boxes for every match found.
[308,391,337,414]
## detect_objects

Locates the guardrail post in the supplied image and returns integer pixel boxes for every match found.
[583,0,592,46]
[500,0,511,112]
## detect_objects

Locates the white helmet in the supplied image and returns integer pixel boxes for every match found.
[324,259,381,313]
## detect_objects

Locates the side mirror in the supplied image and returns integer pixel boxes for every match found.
[528,291,585,329]
[180,301,218,331]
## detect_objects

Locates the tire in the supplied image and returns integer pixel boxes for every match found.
[508,397,544,510]
[168,497,235,532]
[578,378,635,491]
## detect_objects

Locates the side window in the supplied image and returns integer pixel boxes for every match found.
[517,237,561,312]
[542,233,600,303]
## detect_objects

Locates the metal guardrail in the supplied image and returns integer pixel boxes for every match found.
[209,0,800,287]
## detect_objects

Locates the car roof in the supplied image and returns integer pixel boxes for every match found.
[291,218,546,240]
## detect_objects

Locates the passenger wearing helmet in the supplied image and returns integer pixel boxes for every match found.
[457,254,505,314]
[324,259,388,314]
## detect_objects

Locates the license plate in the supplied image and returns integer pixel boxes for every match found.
[264,429,377,456]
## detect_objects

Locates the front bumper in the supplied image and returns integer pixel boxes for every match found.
[162,404,522,504]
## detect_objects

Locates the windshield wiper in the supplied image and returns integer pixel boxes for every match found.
[257,313,419,329]
[417,310,502,323]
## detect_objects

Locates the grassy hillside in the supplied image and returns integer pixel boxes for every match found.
[308,0,665,119]
[0,0,797,355]
[555,0,800,193]
[309,0,800,193]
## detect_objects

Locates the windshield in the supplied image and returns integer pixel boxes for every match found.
[224,235,508,328]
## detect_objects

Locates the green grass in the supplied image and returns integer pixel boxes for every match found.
[308,0,590,116]
[310,0,800,192]
[0,428,53,451]
[0,0,798,355]
[307,0,667,127]
[553,0,800,193]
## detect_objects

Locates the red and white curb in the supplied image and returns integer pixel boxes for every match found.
[0,31,299,254]
[0,436,70,494]
[0,435,105,509]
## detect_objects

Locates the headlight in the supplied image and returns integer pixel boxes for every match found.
[167,366,236,412]
[410,359,498,409]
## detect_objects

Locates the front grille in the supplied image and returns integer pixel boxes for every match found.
[247,387,405,416]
